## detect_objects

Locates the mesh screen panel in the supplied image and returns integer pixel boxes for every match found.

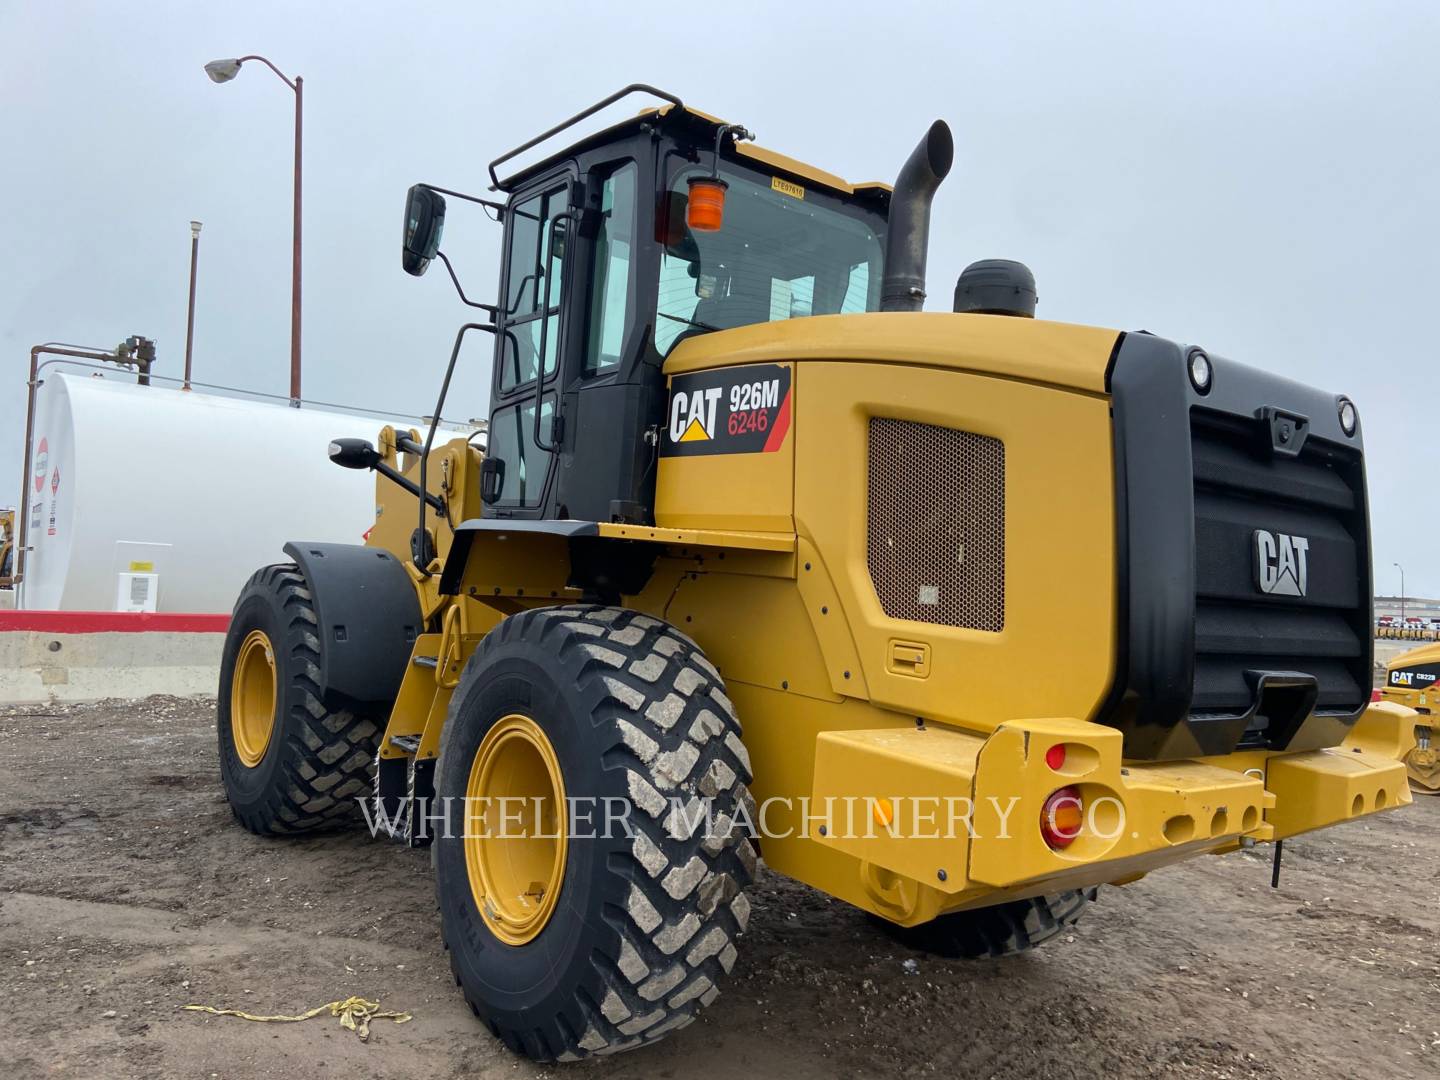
[866,418,1005,631]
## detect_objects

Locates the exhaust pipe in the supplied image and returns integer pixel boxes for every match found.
[879,120,954,312]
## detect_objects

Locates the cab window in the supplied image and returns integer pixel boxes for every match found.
[498,183,569,392]
[485,396,555,508]
[585,163,638,374]
[655,165,884,354]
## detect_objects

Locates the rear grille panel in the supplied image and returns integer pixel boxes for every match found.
[867,418,1005,632]
[1190,408,1369,733]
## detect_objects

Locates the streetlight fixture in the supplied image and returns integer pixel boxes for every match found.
[1394,562,1406,622]
[205,54,303,406]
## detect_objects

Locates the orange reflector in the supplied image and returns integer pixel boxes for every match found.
[1045,743,1067,770]
[686,177,728,232]
[1040,785,1083,850]
[871,797,894,829]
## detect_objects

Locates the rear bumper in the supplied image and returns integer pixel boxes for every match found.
[810,706,1413,922]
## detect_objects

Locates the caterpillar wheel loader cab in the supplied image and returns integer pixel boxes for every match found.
[217,85,1418,1062]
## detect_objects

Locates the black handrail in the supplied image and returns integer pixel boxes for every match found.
[531,209,579,452]
[488,83,683,191]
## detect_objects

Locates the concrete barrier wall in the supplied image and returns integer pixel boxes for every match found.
[0,612,228,704]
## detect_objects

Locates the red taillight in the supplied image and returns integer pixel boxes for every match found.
[1371,689,1383,702]
[1040,786,1084,850]
[1045,743,1067,770]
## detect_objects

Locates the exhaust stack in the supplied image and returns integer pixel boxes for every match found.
[879,120,954,312]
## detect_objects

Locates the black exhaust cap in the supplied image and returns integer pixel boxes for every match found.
[879,121,954,312]
[953,259,1037,318]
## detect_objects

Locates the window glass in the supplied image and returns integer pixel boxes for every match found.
[769,275,815,320]
[499,316,560,389]
[655,166,884,354]
[840,261,872,313]
[485,397,555,508]
[499,184,569,393]
[585,163,637,373]
[505,194,542,316]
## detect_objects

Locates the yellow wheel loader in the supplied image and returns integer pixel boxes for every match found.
[1378,640,1440,792]
[216,85,1416,1061]
[0,508,14,587]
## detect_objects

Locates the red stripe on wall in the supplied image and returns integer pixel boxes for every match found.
[762,389,793,453]
[0,611,231,634]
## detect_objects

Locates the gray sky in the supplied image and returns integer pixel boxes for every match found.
[3,1,1437,595]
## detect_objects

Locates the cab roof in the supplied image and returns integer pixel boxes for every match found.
[491,86,892,200]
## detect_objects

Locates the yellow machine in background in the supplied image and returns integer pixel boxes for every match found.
[0,508,15,588]
[213,87,1417,1062]
[1379,641,1440,792]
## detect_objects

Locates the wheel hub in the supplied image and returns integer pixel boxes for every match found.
[231,629,277,768]
[464,714,568,945]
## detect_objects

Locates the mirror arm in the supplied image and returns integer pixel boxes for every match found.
[436,251,499,315]
[374,460,445,514]
[416,321,497,579]
[418,183,507,219]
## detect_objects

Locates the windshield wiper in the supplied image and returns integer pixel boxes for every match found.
[657,311,720,332]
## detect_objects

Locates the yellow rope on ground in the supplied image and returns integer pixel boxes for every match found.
[181,995,413,1042]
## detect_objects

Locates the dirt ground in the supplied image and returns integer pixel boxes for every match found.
[2,697,1438,1080]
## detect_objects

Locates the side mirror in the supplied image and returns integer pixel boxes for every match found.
[328,437,380,470]
[402,185,446,276]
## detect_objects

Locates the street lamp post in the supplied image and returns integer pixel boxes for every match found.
[1394,562,1406,622]
[205,55,303,406]
[183,221,202,390]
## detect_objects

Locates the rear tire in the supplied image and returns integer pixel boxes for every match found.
[217,563,381,835]
[432,605,756,1061]
[880,889,1095,959]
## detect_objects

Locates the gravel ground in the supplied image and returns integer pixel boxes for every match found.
[2,696,1438,1079]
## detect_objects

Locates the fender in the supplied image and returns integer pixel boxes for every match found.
[283,542,422,704]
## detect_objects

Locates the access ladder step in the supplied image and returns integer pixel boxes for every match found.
[412,655,439,669]
[388,734,422,755]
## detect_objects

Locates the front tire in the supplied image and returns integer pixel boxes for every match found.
[217,564,381,835]
[432,605,756,1061]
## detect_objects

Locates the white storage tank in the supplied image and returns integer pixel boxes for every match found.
[18,372,421,613]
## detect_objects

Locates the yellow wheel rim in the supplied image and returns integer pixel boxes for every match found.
[231,629,277,768]
[464,714,568,946]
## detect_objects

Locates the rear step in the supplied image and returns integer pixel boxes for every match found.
[388,734,421,754]
[412,655,438,669]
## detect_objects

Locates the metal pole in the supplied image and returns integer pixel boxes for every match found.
[290,76,302,407]
[1395,562,1406,623]
[18,347,41,591]
[183,221,202,390]
[205,56,302,406]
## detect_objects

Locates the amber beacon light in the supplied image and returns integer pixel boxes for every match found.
[686,121,754,233]
[686,175,728,231]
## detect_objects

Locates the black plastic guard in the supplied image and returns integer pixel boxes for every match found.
[282,542,422,704]
[1100,333,1371,760]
